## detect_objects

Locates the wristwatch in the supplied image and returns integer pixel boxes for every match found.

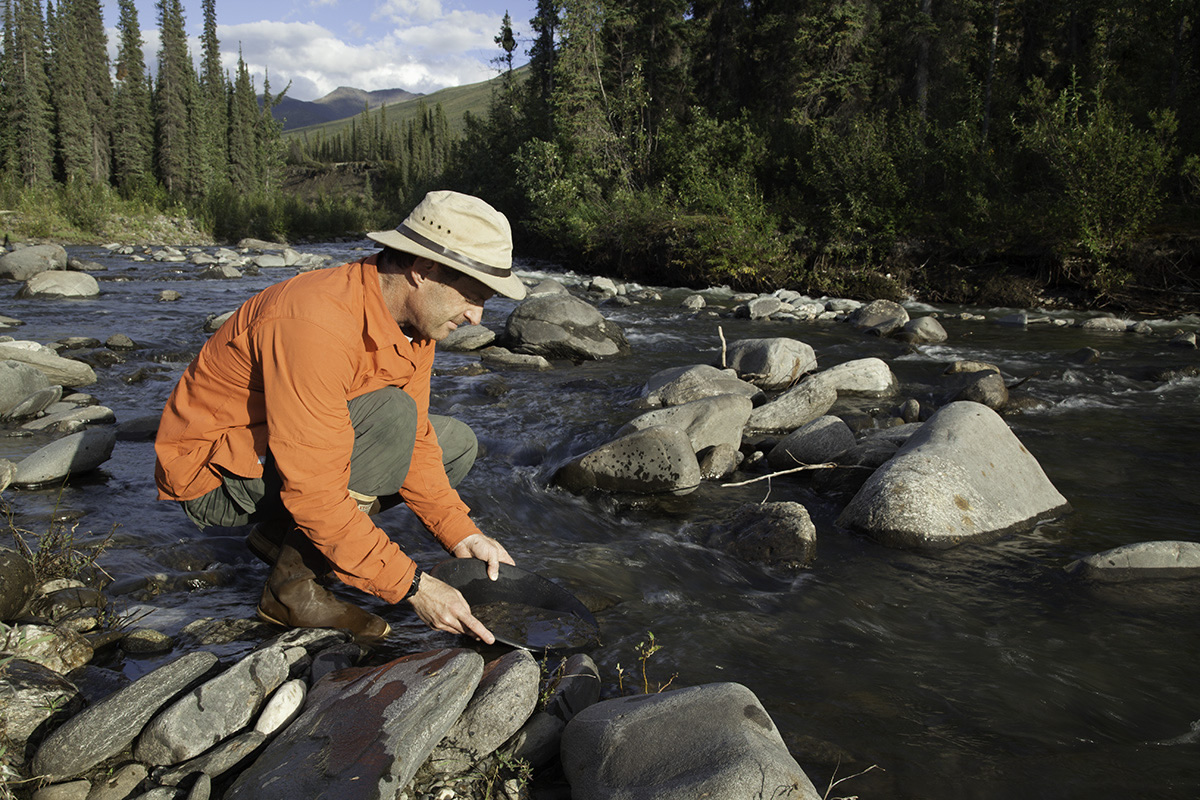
[403,567,423,600]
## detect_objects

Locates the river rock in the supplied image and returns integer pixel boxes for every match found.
[134,645,290,765]
[501,653,600,769]
[698,442,741,480]
[253,254,285,268]
[20,404,116,432]
[0,658,84,762]
[154,731,266,788]
[503,294,631,360]
[0,624,92,674]
[32,651,218,781]
[805,357,899,397]
[17,271,100,298]
[1065,540,1200,582]
[838,401,1071,548]
[13,427,116,487]
[681,293,705,310]
[618,394,753,454]
[527,278,568,296]
[734,295,783,319]
[203,311,234,333]
[426,649,540,776]
[1079,316,1129,332]
[638,364,762,408]
[945,370,1008,410]
[225,648,483,800]
[701,501,817,571]
[0,344,96,387]
[554,425,702,495]
[561,682,820,800]
[0,546,36,619]
[3,384,62,421]
[253,679,306,735]
[768,415,856,469]
[745,380,837,434]
[723,337,817,390]
[846,299,909,335]
[440,323,496,352]
[0,359,52,415]
[479,346,553,369]
[0,458,15,491]
[897,315,948,344]
[0,244,67,280]
[198,264,242,280]
[237,237,285,251]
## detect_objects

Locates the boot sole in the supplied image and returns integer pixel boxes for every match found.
[255,605,392,643]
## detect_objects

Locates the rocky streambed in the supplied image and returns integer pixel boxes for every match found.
[0,239,1198,799]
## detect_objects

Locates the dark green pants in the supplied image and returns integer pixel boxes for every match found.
[181,387,477,529]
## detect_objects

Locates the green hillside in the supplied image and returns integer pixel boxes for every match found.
[283,66,527,142]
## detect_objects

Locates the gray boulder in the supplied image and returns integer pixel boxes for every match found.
[526,278,569,296]
[1066,541,1200,582]
[479,347,553,370]
[698,443,741,480]
[681,293,705,310]
[724,337,817,390]
[203,311,235,333]
[0,624,92,674]
[846,299,909,335]
[618,394,753,454]
[768,415,856,469]
[32,651,218,781]
[838,401,1071,548]
[504,295,630,360]
[897,316,948,344]
[440,324,496,352]
[0,244,67,281]
[198,265,243,280]
[225,648,483,800]
[561,682,820,800]
[639,364,761,409]
[746,381,838,434]
[0,344,96,387]
[0,659,83,766]
[701,502,817,571]
[0,360,51,415]
[945,370,1008,410]
[734,295,783,319]
[3,385,63,421]
[20,404,115,432]
[134,646,290,765]
[17,272,100,298]
[500,653,600,770]
[154,731,267,787]
[554,425,701,496]
[13,427,116,487]
[805,358,898,397]
[426,649,540,776]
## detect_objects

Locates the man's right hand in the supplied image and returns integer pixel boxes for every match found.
[406,573,495,645]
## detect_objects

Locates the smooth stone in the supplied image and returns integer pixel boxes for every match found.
[106,334,137,351]
[500,653,600,770]
[638,364,762,409]
[838,401,1071,548]
[698,442,741,480]
[425,649,540,776]
[846,299,909,335]
[745,381,837,435]
[18,271,100,298]
[13,427,117,487]
[0,244,67,280]
[31,780,91,800]
[618,394,753,454]
[897,315,948,344]
[1066,540,1200,582]
[723,337,818,390]
[202,311,234,333]
[701,501,817,571]
[478,346,553,370]
[19,404,116,431]
[3,384,63,421]
[768,415,856,469]
[198,265,242,279]
[440,324,496,352]
[134,646,290,765]
[253,254,286,268]
[526,278,569,296]
[680,294,705,310]
[561,682,820,800]
[254,679,306,735]
[0,343,96,387]
[554,425,701,496]
[32,651,218,781]
[158,290,182,302]
[945,370,1008,410]
[0,659,85,759]
[224,648,483,800]
[121,629,175,654]
[0,359,52,415]
[734,295,783,319]
[804,357,899,397]
[88,763,149,799]
[503,294,631,361]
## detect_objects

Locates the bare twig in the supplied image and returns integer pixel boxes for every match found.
[824,763,884,800]
[718,326,727,368]
[721,462,839,487]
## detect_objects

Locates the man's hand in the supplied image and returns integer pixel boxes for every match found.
[451,532,515,580]
[407,573,495,644]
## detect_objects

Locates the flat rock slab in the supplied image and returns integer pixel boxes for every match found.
[1066,540,1200,582]
[0,344,96,387]
[13,427,116,487]
[225,648,483,800]
[561,682,820,800]
[838,401,1070,548]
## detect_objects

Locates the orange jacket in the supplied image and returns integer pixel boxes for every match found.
[154,255,481,603]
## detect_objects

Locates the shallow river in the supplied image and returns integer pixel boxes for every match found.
[4,242,1199,799]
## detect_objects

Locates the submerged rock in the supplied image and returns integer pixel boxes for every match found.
[1066,540,1200,582]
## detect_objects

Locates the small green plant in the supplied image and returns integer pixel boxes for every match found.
[616,632,677,696]
[6,498,115,585]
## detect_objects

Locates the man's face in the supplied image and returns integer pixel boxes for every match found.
[407,261,494,341]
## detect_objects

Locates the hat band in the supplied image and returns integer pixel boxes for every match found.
[396,223,511,278]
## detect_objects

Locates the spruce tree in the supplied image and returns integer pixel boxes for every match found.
[6,0,54,186]
[111,0,153,193]
[75,0,111,182]
[153,0,193,196]
[49,0,92,182]
[258,69,287,192]
[199,0,228,189]
[226,49,258,194]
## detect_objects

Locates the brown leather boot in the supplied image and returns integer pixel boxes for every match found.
[256,530,390,643]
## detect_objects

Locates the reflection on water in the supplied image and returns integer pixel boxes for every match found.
[3,246,1198,798]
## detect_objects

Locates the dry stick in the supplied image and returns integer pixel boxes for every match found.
[720,462,839,487]
[718,325,727,368]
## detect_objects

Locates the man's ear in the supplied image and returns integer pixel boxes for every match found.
[410,257,437,285]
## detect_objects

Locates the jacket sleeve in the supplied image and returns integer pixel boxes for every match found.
[255,316,417,604]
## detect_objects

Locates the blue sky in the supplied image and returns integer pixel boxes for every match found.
[99,0,537,101]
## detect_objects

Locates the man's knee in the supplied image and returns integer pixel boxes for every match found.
[348,387,418,497]
[432,415,477,489]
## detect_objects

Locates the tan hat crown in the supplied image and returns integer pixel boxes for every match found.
[368,191,526,300]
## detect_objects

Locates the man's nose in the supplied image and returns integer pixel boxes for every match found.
[464,304,483,326]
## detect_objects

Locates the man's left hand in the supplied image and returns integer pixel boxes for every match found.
[452,533,515,580]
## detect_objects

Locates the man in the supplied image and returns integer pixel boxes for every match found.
[154,190,526,643]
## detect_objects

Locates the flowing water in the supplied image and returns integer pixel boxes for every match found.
[4,243,1199,798]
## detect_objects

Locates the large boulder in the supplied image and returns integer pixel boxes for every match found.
[0,245,67,281]
[638,364,762,409]
[804,358,898,397]
[768,415,856,469]
[746,381,838,434]
[846,299,909,336]
[838,401,1071,548]
[554,426,701,496]
[0,659,84,768]
[1066,541,1200,582]
[561,682,820,800]
[504,295,630,360]
[13,427,116,487]
[17,271,100,298]
[225,648,483,800]
[0,624,92,674]
[723,337,817,390]
[618,394,753,454]
[500,653,600,770]
[699,502,817,571]
[0,360,51,416]
[0,343,96,387]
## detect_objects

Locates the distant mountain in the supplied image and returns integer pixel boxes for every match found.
[269,86,423,131]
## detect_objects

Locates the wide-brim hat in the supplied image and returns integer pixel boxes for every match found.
[367,190,526,300]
